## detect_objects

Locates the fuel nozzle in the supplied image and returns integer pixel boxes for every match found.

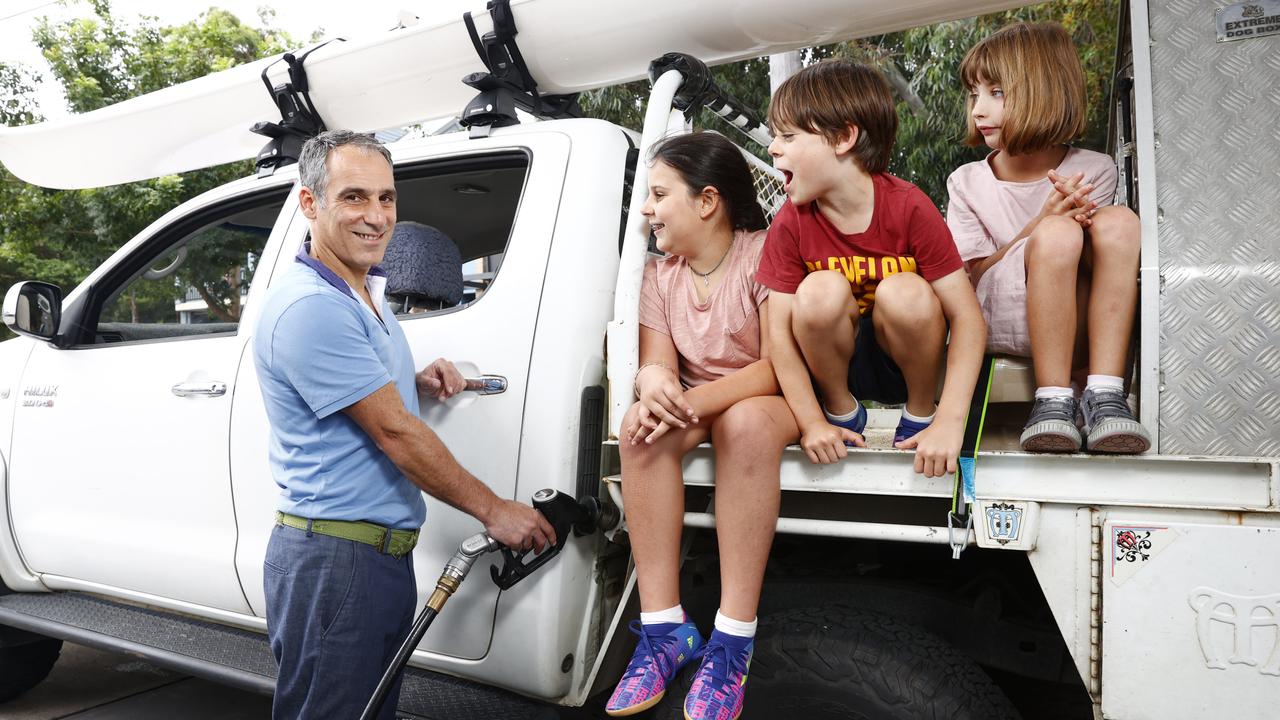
[490,489,605,589]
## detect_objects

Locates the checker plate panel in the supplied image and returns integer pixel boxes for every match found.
[1149,0,1280,456]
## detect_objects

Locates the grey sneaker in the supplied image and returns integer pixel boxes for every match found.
[1020,396,1083,452]
[1081,387,1151,454]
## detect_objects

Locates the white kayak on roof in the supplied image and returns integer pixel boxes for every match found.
[0,0,1028,189]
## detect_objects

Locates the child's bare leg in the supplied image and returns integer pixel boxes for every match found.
[1083,206,1141,377]
[620,402,711,612]
[1071,267,1091,385]
[1026,216,1085,387]
[871,272,945,417]
[708,396,798,621]
[791,270,859,414]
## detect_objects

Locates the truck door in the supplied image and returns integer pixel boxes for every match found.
[8,182,295,614]
[231,133,570,660]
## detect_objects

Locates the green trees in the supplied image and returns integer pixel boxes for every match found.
[0,0,1120,314]
[0,0,292,311]
[580,0,1120,210]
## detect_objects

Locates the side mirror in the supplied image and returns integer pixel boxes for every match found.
[3,282,63,342]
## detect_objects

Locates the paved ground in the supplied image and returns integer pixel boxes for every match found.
[2,643,273,720]
[0,642,610,720]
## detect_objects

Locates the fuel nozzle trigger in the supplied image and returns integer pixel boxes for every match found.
[490,489,601,590]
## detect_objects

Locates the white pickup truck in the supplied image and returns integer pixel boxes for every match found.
[0,1,1277,718]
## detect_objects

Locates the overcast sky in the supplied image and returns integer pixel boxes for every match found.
[0,1,476,119]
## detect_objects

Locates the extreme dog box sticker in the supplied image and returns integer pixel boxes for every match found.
[1217,1,1280,42]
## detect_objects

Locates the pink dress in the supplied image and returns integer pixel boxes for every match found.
[638,229,769,388]
[945,147,1118,356]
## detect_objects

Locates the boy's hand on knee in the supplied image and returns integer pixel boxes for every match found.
[800,421,864,464]
[895,421,961,478]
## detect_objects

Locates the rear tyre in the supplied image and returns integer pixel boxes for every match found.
[653,605,1020,720]
[0,634,63,702]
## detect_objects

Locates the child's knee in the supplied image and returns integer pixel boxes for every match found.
[873,272,940,324]
[712,399,789,453]
[1028,216,1084,265]
[1088,206,1141,259]
[793,270,854,329]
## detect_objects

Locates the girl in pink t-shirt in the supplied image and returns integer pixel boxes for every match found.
[606,132,797,720]
[946,22,1150,455]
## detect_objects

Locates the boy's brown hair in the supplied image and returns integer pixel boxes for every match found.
[768,60,898,174]
[959,22,1086,155]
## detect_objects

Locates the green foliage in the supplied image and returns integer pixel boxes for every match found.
[0,0,295,314]
[579,0,1120,209]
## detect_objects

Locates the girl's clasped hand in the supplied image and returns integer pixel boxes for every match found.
[1044,169,1096,227]
[629,362,698,445]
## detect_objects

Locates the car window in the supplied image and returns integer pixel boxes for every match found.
[90,191,289,344]
[382,152,528,316]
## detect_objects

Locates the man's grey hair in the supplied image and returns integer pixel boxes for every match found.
[298,130,394,206]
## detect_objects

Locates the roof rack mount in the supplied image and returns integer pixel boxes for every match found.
[250,39,344,177]
[459,0,582,137]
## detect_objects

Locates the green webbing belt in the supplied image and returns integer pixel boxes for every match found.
[276,512,419,559]
[948,355,996,559]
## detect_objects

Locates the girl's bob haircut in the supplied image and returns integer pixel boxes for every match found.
[960,22,1086,156]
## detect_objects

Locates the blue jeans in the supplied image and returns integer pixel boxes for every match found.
[264,522,417,720]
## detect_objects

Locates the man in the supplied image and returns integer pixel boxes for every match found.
[253,129,555,720]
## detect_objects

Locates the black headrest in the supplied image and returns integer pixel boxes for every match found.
[381,221,463,307]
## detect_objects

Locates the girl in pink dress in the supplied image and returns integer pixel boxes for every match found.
[946,22,1150,454]
[606,132,798,720]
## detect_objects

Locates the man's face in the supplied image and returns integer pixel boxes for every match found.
[300,145,397,274]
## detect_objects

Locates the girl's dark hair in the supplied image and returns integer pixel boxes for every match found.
[649,132,767,232]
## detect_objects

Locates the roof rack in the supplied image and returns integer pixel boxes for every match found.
[459,0,582,137]
[250,39,344,177]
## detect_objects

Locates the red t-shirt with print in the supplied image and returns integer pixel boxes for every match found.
[756,173,962,316]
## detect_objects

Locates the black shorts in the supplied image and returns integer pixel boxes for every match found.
[847,313,908,405]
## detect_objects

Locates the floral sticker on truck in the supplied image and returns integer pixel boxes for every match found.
[1111,525,1178,586]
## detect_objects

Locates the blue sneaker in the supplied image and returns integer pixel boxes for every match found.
[684,630,753,720]
[606,619,703,716]
[893,414,931,446]
[824,400,867,446]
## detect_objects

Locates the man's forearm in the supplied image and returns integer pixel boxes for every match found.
[380,420,499,524]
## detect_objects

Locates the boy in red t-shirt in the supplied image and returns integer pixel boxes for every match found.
[758,60,987,477]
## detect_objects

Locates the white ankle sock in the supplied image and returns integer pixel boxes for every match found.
[901,407,935,423]
[824,395,861,422]
[713,610,757,638]
[1034,386,1074,400]
[1085,375,1124,392]
[640,604,684,625]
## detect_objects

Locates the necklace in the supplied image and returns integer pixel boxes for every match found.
[688,239,733,288]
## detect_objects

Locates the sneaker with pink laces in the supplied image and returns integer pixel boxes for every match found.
[606,619,703,716]
[683,630,753,720]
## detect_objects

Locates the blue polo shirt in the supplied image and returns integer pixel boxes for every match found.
[253,244,426,529]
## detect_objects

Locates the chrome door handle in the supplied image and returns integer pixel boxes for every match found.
[171,381,227,397]
[464,376,507,395]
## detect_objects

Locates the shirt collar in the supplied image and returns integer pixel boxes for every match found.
[295,240,388,300]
